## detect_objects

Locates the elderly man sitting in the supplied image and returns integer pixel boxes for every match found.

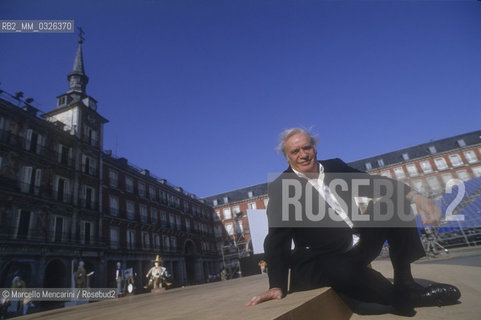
[246,128,460,317]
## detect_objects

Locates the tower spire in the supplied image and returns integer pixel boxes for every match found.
[67,27,89,93]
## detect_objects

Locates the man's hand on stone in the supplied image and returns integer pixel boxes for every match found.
[245,288,283,306]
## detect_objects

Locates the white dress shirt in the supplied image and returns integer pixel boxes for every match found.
[292,163,360,249]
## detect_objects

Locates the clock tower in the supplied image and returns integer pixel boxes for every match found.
[43,33,108,147]
[42,32,108,249]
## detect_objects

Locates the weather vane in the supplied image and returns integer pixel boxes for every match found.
[77,26,85,43]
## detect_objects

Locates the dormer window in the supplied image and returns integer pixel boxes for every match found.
[365,162,372,170]
[223,196,229,204]
[377,159,384,167]
[402,153,409,161]
[57,96,67,106]
[248,191,253,198]
[457,139,466,147]
[428,146,437,154]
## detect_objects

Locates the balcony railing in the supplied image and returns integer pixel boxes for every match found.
[54,190,73,203]
[105,209,141,222]
[0,130,78,169]
[80,199,99,210]
[0,130,57,161]
[106,240,182,253]
[81,165,98,177]
[0,177,81,206]
[58,155,74,168]
[109,208,120,216]
[82,135,99,148]
[1,228,103,247]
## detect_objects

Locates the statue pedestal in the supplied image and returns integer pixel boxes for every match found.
[150,288,166,294]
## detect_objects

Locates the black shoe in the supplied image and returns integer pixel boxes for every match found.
[412,283,461,307]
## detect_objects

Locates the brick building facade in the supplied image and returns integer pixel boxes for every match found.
[102,154,220,287]
[0,39,221,293]
[0,39,107,290]
[204,183,268,277]
[348,131,481,198]
[204,130,481,276]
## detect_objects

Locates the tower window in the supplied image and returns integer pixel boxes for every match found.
[58,96,67,106]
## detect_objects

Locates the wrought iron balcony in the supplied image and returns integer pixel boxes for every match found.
[80,199,99,210]
[2,228,103,248]
[0,130,58,161]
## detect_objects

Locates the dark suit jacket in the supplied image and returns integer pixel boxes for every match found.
[264,158,412,295]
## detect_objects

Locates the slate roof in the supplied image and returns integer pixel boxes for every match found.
[348,130,481,172]
[204,130,481,206]
[203,182,268,207]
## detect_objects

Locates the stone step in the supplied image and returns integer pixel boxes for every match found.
[18,252,481,319]
[18,275,351,320]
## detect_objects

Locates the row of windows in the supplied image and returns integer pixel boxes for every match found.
[366,148,478,171]
[10,208,217,252]
[1,127,97,173]
[378,150,480,179]
[109,169,166,199]
[212,190,256,206]
[108,195,213,234]
[215,199,268,221]
[12,209,93,244]
[108,168,209,218]
[224,220,244,236]
[108,227,216,252]
[15,166,96,206]
[1,116,99,175]
[0,144,97,182]
[409,167,481,194]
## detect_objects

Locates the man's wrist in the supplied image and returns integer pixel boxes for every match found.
[268,287,285,296]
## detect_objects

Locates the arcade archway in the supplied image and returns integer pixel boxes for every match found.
[43,259,67,288]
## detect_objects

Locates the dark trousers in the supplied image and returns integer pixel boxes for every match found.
[289,227,425,305]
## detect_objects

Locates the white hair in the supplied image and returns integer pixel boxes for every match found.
[277,127,318,158]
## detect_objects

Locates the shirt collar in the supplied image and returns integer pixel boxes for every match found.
[291,162,324,181]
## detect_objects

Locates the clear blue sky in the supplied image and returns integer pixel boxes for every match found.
[1,0,480,197]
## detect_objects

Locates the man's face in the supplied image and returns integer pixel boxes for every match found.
[285,132,318,174]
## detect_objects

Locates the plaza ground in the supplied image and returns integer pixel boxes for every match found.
[14,246,481,320]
